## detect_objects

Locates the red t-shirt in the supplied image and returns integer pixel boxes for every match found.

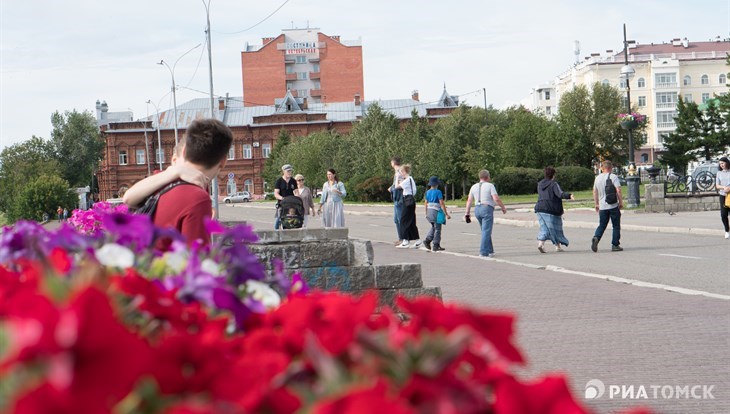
[154,184,211,249]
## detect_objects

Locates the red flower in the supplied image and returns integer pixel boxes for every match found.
[491,371,589,414]
[396,296,525,364]
[49,247,72,275]
[313,381,414,414]
[400,372,490,414]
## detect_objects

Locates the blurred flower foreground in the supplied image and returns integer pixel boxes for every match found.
[0,202,629,414]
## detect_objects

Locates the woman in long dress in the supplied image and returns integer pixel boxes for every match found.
[294,174,316,227]
[318,169,346,228]
[534,166,574,252]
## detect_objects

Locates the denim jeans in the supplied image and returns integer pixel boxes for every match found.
[424,209,442,246]
[475,205,495,256]
[393,201,403,239]
[594,207,621,246]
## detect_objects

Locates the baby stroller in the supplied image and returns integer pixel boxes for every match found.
[279,195,305,229]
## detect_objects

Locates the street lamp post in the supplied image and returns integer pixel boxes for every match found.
[621,23,640,208]
[146,100,164,171]
[158,44,201,146]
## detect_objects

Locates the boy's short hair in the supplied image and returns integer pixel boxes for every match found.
[184,119,233,169]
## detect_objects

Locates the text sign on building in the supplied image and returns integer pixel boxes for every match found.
[285,41,318,55]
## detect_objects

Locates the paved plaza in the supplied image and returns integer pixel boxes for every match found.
[223,202,730,413]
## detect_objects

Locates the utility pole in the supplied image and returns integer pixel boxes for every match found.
[203,0,219,219]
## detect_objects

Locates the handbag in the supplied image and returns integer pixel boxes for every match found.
[725,193,730,208]
[436,209,446,224]
[403,177,416,207]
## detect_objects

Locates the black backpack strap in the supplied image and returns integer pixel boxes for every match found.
[135,180,197,216]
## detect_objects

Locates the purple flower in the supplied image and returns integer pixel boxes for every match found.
[0,221,52,264]
[220,243,266,285]
[213,288,253,329]
[101,211,154,250]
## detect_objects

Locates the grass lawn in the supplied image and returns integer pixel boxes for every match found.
[0,212,6,227]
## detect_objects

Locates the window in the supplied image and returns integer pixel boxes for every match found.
[285,65,294,74]
[544,91,550,100]
[226,179,237,196]
[601,79,610,86]
[118,150,128,165]
[286,82,294,90]
[313,80,321,89]
[702,93,710,103]
[637,77,645,88]
[296,72,308,80]
[656,111,677,128]
[312,63,320,72]
[244,179,253,194]
[684,94,692,103]
[228,145,235,160]
[638,96,646,107]
[720,74,727,85]
[545,106,551,115]
[155,148,165,164]
[641,154,649,163]
[621,96,628,108]
[683,75,691,86]
[295,55,306,63]
[297,89,308,97]
[136,149,145,164]
[655,73,676,87]
[701,74,709,85]
[262,143,271,158]
[619,78,628,89]
[655,92,677,109]
[243,144,252,159]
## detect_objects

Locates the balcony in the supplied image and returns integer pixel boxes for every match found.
[309,71,321,80]
[655,82,678,89]
[656,102,677,109]
[310,89,322,97]
[656,121,676,129]
[285,73,297,81]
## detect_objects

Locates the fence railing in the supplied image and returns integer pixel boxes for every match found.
[664,172,717,194]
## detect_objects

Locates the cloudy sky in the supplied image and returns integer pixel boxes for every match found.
[1,0,728,150]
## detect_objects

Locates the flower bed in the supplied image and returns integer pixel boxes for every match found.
[0,205,648,413]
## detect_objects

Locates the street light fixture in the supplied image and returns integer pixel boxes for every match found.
[146,100,164,171]
[158,44,201,145]
[621,23,640,208]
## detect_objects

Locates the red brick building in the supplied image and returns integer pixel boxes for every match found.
[242,28,364,106]
[96,90,458,200]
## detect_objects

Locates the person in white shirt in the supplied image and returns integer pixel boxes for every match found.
[464,169,507,257]
[591,160,623,252]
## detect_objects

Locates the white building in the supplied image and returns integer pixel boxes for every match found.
[550,37,729,165]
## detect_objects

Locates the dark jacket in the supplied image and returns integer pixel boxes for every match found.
[534,179,571,216]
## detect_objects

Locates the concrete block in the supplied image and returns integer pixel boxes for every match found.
[375,264,423,289]
[300,240,351,267]
[349,238,374,266]
[328,266,376,291]
[377,286,443,309]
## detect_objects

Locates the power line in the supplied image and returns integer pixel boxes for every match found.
[215,0,291,35]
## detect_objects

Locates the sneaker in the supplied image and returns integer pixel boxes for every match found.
[412,240,423,249]
[423,240,432,251]
[432,245,445,252]
[396,240,409,248]
[591,237,599,253]
[488,253,496,258]
[725,232,729,239]
[611,245,623,252]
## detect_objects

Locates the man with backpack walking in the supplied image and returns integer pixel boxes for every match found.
[592,160,623,252]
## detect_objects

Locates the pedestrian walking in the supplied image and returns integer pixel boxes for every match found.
[318,168,346,228]
[464,169,507,257]
[422,176,451,251]
[57,206,63,222]
[535,166,575,253]
[716,156,730,239]
[388,156,405,245]
[591,160,623,252]
[294,174,316,228]
[62,208,69,221]
[395,164,422,248]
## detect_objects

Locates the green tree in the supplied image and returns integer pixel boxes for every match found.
[660,98,700,175]
[50,110,105,187]
[498,107,555,168]
[0,136,61,222]
[15,175,77,222]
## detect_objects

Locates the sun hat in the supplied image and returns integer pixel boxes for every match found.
[281,164,293,172]
[427,176,441,187]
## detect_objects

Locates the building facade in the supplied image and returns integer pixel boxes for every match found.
[553,37,730,165]
[241,28,364,106]
[96,89,458,200]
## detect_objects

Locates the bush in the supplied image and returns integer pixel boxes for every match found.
[554,166,595,192]
[491,167,543,195]
[353,176,391,202]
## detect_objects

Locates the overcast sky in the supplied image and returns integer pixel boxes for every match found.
[1,0,728,151]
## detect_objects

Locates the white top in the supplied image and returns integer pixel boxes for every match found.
[400,176,417,196]
[593,173,621,210]
[468,181,498,207]
[716,170,730,196]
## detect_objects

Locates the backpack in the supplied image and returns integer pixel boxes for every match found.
[134,180,195,217]
[604,174,618,204]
